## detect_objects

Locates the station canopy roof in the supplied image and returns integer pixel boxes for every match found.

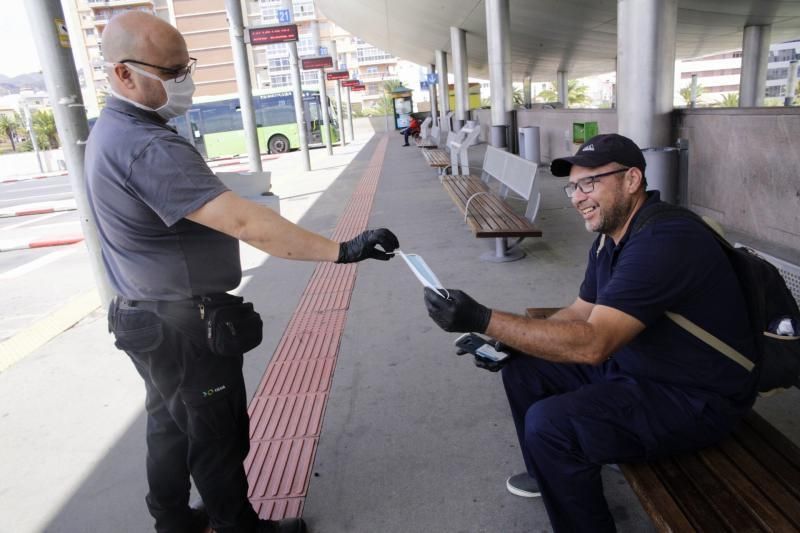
[316,0,800,81]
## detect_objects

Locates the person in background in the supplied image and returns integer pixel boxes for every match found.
[401,116,421,146]
[86,11,399,533]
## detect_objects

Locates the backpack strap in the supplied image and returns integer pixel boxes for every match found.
[633,202,754,373]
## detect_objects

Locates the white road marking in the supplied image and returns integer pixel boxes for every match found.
[0,248,77,280]
[4,184,71,193]
[0,192,73,205]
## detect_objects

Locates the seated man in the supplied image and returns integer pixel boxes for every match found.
[423,134,758,532]
[401,116,421,146]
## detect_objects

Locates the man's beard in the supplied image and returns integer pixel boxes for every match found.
[586,191,634,235]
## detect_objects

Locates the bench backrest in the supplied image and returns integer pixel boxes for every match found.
[481,145,541,221]
[419,116,432,139]
[441,111,454,134]
[429,125,441,146]
[449,124,481,174]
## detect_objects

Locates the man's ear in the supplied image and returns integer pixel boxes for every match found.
[626,167,644,192]
[113,64,136,90]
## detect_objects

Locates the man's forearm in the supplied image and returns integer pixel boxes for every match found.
[240,205,339,262]
[484,310,605,365]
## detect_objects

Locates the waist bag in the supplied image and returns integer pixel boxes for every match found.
[201,296,263,357]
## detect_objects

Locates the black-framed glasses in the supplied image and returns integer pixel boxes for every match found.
[563,168,629,198]
[120,57,197,83]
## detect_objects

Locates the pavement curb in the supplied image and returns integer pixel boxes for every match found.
[0,204,77,218]
[0,235,84,252]
[0,171,69,184]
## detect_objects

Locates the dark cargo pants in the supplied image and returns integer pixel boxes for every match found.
[109,298,260,533]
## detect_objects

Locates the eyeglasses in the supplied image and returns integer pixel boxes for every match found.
[120,57,197,83]
[563,168,629,198]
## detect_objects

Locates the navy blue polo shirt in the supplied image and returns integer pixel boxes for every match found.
[85,97,240,300]
[579,192,757,408]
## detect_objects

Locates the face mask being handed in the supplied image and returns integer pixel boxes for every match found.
[107,62,195,120]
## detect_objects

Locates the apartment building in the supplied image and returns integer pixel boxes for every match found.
[678,40,799,105]
[63,0,426,117]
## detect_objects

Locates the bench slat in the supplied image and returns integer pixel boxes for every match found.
[735,412,800,500]
[422,149,450,167]
[702,442,799,530]
[620,462,695,532]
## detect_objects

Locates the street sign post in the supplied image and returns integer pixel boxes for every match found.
[300,56,333,70]
[342,79,360,88]
[248,24,298,45]
[326,70,349,81]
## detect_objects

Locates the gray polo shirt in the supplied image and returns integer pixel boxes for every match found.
[85,97,241,301]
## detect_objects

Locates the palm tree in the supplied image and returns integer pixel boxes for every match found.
[716,93,739,107]
[534,80,591,107]
[0,113,20,151]
[680,84,705,106]
[32,109,59,149]
[365,78,402,116]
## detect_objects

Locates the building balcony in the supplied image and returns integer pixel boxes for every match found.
[86,0,153,8]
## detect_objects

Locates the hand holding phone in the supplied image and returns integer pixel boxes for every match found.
[454,333,512,372]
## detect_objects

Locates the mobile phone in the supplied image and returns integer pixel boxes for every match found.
[454,333,510,362]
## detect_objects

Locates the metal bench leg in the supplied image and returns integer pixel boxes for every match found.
[481,237,525,262]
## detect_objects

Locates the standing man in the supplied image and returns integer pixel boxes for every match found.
[86,12,399,533]
[423,134,757,531]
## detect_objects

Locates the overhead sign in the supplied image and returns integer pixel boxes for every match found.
[420,81,430,90]
[301,56,334,70]
[326,70,349,81]
[350,84,366,92]
[341,79,360,87]
[427,73,438,84]
[54,19,70,49]
[249,24,298,45]
[276,8,291,24]
[318,46,328,56]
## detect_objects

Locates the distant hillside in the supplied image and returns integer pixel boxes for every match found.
[0,72,46,94]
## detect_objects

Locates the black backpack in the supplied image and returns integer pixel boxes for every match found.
[632,202,800,394]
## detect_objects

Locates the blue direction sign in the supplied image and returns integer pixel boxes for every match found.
[420,81,430,90]
[276,8,291,24]
[427,73,438,84]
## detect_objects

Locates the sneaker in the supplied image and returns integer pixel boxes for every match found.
[506,472,542,498]
[402,143,410,146]
[257,517,308,533]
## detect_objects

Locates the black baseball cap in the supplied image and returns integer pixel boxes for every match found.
[550,133,646,177]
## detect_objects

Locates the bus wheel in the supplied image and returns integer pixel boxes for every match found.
[268,134,290,154]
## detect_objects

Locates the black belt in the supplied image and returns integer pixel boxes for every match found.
[117,293,231,313]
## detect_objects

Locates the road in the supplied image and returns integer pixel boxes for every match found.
[0,175,94,343]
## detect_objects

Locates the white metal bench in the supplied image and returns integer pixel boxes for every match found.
[442,145,542,262]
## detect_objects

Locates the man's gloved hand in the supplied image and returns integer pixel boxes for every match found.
[424,287,492,333]
[337,228,400,263]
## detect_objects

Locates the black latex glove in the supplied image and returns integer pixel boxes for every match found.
[455,338,509,373]
[424,287,492,333]
[336,228,400,264]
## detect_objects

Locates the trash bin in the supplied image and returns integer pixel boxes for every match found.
[572,121,598,144]
[642,146,679,204]
[518,126,541,164]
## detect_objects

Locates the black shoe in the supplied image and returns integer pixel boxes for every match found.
[506,472,542,498]
[188,504,211,533]
[402,143,410,146]
[257,517,308,533]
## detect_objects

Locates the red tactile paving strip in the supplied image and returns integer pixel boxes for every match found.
[246,135,389,519]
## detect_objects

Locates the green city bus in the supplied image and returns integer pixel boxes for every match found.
[171,89,339,159]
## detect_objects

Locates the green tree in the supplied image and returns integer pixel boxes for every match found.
[32,109,59,149]
[364,78,402,116]
[680,83,705,106]
[0,113,20,151]
[534,80,591,107]
[716,93,739,107]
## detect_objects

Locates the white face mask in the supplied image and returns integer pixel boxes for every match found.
[106,62,195,120]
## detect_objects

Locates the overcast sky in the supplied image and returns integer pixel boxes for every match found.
[1,0,43,77]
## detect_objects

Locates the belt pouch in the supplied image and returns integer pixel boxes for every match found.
[205,297,263,356]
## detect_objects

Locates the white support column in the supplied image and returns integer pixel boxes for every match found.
[435,50,450,130]
[310,21,332,155]
[523,75,532,108]
[486,0,511,148]
[429,63,439,127]
[785,60,798,107]
[450,27,469,131]
[557,70,568,107]
[740,25,772,107]
[617,0,677,148]
[329,40,345,145]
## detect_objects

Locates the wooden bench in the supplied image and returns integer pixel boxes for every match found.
[442,145,542,262]
[525,307,800,531]
[421,124,479,175]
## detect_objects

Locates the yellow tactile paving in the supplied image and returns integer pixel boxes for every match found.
[0,289,101,373]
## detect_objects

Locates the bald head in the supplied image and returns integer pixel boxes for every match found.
[102,11,186,66]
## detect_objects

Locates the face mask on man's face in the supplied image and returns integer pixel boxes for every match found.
[106,62,195,120]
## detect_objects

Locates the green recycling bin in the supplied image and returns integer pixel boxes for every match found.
[572,121,599,144]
